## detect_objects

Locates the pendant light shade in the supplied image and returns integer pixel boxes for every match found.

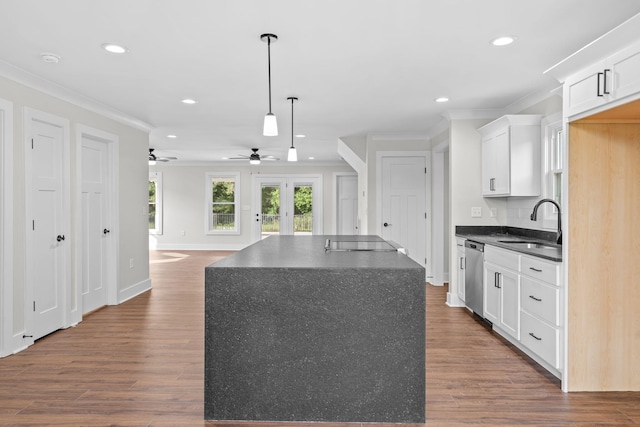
[261,33,278,136]
[287,96,298,162]
[263,112,278,136]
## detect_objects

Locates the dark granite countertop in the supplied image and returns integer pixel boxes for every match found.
[455,226,562,262]
[209,235,424,270]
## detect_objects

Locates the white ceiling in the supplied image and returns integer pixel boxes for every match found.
[1,0,640,165]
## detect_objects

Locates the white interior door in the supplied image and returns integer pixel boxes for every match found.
[26,111,70,340]
[336,174,358,235]
[380,155,427,268]
[80,136,109,313]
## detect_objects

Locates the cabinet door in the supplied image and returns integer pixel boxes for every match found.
[564,59,608,117]
[499,268,520,340]
[482,130,510,196]
[483,262,500,324]
[609,40,640,102]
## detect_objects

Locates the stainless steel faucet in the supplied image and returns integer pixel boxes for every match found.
[530,198,562,245]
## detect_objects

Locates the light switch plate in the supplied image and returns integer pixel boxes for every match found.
[471,207,482,218]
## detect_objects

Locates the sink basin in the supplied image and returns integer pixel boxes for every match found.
[498,240,559,251]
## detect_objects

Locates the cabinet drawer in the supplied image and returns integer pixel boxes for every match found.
[521,255,559,285]
[521,277,559,326]
[485,246,519,271]
[520,311,560,369]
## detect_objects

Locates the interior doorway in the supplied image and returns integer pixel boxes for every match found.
[24,108,71,341]
[77,125,118,315]
[335,173,358,235]
[377,152,430,274]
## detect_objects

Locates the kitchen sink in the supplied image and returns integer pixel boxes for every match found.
[498,240,559,250]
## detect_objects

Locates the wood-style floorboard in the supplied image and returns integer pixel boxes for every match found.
[0,250,638,426]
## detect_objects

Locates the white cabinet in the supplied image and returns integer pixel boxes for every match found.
[564,39,640,118]
[483,246,520,340]
[478,115,542,197]
[456,238,465,302]
[519,254,562,369]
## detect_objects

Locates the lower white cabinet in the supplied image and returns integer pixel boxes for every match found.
[482,245,562,377]
[484,246,520,340]
[520,311,560,369]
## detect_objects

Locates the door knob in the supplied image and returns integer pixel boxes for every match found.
[383,222,391,227]
[103,228,110,234]
[56,235,65,242]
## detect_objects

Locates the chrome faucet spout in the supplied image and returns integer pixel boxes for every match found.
[530,198,562,245]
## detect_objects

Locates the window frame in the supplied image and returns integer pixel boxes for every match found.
[149,171,163,235]
[205,172,241,235]
[542,113,564,230]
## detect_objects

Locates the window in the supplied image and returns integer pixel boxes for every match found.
[543,114,564,228]
[206,173,240,235]
[149,172,163,235]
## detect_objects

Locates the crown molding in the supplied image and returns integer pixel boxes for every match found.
[503,83,563,114]
[0,59,153,133]
[368,133,429,142]
[442,109,503,121]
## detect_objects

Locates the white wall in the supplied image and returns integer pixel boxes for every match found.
[149,163,355,250]
[0,75,149,355]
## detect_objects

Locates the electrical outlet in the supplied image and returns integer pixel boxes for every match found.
[180,230,185,236]
[471,207,482,218]
[129,258,134,269]
[490,208,497,218]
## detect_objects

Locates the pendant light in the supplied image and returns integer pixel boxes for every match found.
[287,96,298,162]
[261,33,278,136]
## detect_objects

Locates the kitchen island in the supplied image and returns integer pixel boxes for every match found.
[204,235,425,423]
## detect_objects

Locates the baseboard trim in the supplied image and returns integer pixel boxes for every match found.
[118,278,152,304]
[150,243,249,251]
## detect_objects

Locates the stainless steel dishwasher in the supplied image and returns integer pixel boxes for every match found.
[464,240,484,317]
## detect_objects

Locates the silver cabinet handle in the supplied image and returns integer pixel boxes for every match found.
[490,178,495,191]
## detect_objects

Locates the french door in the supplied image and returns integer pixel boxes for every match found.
[253,175,322,241]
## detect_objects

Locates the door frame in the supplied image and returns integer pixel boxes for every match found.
[431,140,449,288]
[24,107,72,343]
[0,98,14,357]
[332,172,358,235]
[75,125,119,318]
[376,151,431,278]
[252,174,323,242]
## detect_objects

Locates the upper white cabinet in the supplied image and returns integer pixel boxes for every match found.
[564,39,640,117]
[478,115,542,197]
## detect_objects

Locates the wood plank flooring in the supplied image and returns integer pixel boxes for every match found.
[0,250,638,426]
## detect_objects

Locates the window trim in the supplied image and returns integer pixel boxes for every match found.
[205,172,241,235]
[542,113,563,230]
[149,171,163,235]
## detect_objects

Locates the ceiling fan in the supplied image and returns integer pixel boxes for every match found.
[229,148,279,164]
[149,148,177,163]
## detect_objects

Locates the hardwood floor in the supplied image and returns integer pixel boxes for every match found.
[0,250,638,426]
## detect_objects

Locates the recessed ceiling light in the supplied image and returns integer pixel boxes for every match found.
[435,97,449,103]
[167,134,177,138]
[308,157,315,160]
[102,43,128,54]
[181,98,197,104]
[40,52,61,63]
[491,36,516,46]
[295,134,306,138]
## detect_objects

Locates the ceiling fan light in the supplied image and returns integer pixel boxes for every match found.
[288,146,298,162]
[249,159,261,165]
[148,160,157,166]
[263,113,278,136]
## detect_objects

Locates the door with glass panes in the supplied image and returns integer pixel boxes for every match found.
[253,175,321,240]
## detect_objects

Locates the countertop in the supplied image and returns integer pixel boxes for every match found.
[209,235,424,270]
[455,226,562,262]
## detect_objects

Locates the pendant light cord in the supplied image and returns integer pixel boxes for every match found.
[267,36,273,114]
[290,97,295,149]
